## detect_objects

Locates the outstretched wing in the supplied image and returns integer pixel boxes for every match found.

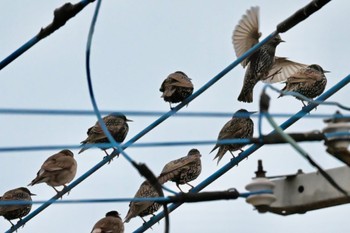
[232,6,261,67]
[262,57,308,83]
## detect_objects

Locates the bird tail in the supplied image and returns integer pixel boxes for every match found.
[213,147,226,165]
[78,147,86,154]
[124,209,134,223]
[28,176,42,186]
[237,86,253,103]
[78,142,89,154]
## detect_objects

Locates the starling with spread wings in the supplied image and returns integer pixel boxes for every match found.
[232,6,306,103]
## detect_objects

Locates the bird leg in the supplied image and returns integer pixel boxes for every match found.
[63,185,70,195]
[176,183,185,193]
[186,182,194,192]
[52,186,64,199]
[229,151,236,158]
[19,218,26,228]
[103,150,114,164]
[8,219,15,227]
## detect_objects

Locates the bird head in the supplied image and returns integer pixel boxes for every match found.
[234,109,256,118]
[110,112,133,122]
[60,149,74,157]
[188,148,201,157]
[106,210,121,218]
[269,34,285,46]
[309,64,330,74]
[19,187,36,196]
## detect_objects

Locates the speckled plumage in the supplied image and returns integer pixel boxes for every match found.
[28,149,77,194]
[158,149,202,192]
[79,113,131,154]
[233,7,305,103]
[280,64,328,102]
[210,109,254,164]
[91,211,124,233]
[160,71,194,108]
[0,187,35,226]
[124,181,161,223]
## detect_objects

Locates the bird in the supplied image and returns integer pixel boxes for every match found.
[159,71,194,109]
[279,64,329,106]
[124,180,161,223]
[91,211,124,233]
[158,148,202,192]
[0,187,35,227]
[28,149,77,194]
[232,6,306,103]
[210,109,255,164]
[79,112,132,155]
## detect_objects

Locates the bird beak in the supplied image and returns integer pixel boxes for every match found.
[249,111,258,115]
[30,193,36,196]
[323,70,330,73]
[126,118,133,122]
[279,39,285,43]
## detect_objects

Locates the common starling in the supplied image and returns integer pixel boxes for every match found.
[158,148,202,192]
[124,181,161,223]
[233,6,306,103]
[91,211,124,233]
[210,109,254,164]
[79,113,132,155]
[0,187,35,226]
[279,64,329,105]
[28,149,77,194]
[159,71,194,109]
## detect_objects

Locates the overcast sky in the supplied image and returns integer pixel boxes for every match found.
[1,0,350,232]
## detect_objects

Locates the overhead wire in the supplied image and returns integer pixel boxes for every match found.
[2,0,347,232]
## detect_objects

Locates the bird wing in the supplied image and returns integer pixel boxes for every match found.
[42,154,74,171]
[286,68,325,84]
[217,119,246,140]
[168,75,193,88]
[84,116,121,142]
[160,156,197,174]
[158,155,200,183]
[232,6,261,68]
[262,57,308,83]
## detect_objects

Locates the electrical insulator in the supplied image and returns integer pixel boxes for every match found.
[245,160,276,212]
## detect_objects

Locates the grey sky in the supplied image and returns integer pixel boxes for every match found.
[1,0,350,232]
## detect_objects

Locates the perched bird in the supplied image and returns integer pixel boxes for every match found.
[232,6,306,103]
[279,64,329,105]
[159,71,194,109]
[0,187,35,226]
[91,211,124,233]
[124,181,161,223]
[158,148,202,192]
[79,113,132,155]
[28,149,77,194]
[210,109,254,164]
